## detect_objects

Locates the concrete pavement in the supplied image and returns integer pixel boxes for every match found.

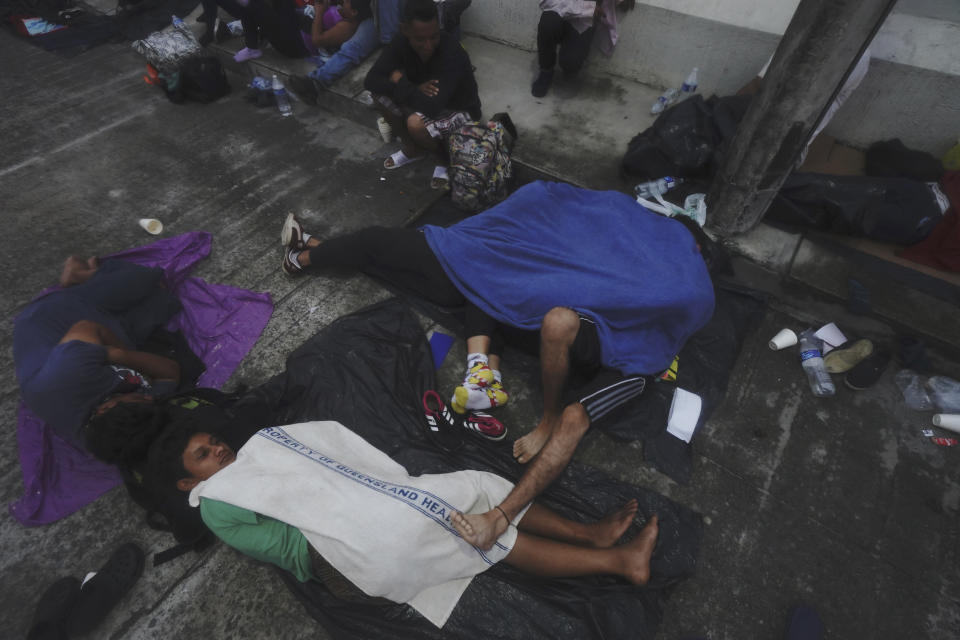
[2,24,959,640]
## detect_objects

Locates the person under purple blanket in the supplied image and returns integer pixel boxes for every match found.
[13,256,184,451]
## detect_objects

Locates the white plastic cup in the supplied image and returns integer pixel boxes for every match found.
[139,218,163,234]
[932,414,960,434]
[376,117,393,143]
[769,328,798,351]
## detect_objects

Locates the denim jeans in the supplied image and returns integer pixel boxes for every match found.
[308,17,378,86]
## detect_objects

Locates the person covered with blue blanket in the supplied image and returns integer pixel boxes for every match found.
[278,181,718,550]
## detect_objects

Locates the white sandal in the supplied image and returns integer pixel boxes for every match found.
[384,150,424,170]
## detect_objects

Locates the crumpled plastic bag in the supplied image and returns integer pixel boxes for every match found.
[895,369,934,411]
[929,376,960,412]
[131,23,201,75]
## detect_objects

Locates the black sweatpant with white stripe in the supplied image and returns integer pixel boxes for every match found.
[307,228,649,426]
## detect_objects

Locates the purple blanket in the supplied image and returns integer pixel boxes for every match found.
[9,232,273,526]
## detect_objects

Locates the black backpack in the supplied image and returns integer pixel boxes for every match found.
[167,56,230,104]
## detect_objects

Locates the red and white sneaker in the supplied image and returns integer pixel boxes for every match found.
[461,411,506,442]
[422,390,462,452]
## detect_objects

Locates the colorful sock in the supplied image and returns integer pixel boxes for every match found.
[451,376,509,414]
[466,352,488,369]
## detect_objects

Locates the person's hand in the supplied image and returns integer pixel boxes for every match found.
[418,79,439,97]
[390,69,404,83]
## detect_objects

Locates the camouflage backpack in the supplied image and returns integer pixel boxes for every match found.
[447,115,516,212]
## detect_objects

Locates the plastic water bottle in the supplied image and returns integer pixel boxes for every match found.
[272,74,292,117]
[171,15,185,29]
[635,176,683,199]
[681,67,699,95]
[799,330,836,397]
[650,88,680,115]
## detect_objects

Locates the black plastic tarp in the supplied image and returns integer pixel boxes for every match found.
[243,299,702,640]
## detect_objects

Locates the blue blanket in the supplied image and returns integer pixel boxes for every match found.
[423,181,715,374]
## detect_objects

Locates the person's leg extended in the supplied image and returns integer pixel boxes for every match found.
[557,22,594,76]
[290,226,465,307]
[513,306,580,463]
[451,308,509,414]
[503,516,658,584]
[517,499,639,548]
[532,10,563,96]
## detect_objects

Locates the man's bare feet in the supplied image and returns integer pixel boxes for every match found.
[619,515,659,585]
[513,416,557,463]
[589,499,639,548]
[451,509,509,551]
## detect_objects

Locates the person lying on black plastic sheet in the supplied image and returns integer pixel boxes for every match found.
[151,415,659,629]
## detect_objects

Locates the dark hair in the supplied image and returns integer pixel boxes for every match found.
[86,402,167,469]
[148,421,199,490]
[402,0,438,24]
[349,0,373,22]
[673,214,732,276]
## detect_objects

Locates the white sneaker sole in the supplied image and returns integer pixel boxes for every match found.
[281,212,299,249]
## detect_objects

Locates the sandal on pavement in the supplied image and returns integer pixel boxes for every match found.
[824,338,874,373]
[384,150,423,170]
[431,165,449,190]
[64,543,145,636]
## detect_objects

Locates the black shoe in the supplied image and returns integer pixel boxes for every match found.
[215,19,233,43]
[27,577,80,640]
[531,70,554,98]
[844,349,891,391]
[422,390,463,453]
[64,543,145,636]
[288,75,320,106]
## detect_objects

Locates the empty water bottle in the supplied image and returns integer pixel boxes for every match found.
[272,74,292,117]
[650,88,680,115]
[635,176,683,199]
[798,330,836,397]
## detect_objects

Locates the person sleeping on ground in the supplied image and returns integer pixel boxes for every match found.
[13,256,183,451]
[151,416,660,628]
[278,180,720,550]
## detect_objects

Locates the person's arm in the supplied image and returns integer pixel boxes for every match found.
[313,18,358,49]
[59,320,180,384]
[392,42,470,117]
[363,39,406,97]
[310,0,330,46]
[199,499,316,582]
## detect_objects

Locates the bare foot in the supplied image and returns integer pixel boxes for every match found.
[589,499,639,548]
[513,416,557,463]
[60,256,93,287]
[619,515,659,585]
[451,509,509,551]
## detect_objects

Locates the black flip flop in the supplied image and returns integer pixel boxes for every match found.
[27,576,80,640]
[844,349,891,391]
[64,543,145,636]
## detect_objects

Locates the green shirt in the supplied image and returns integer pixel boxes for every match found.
[199,497,315,582]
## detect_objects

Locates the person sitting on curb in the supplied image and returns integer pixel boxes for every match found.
[532,0,635,98]
[231,0,322,62]
[153,417,659,627]
[363,0,481,187]
[13,256,182,451]
[278,180,720,551]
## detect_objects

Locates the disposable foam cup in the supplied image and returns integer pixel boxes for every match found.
[139,218,163,235]
[932,414,960,434]
[768,328,798,351]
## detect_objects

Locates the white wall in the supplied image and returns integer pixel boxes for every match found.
[460,0,960,153]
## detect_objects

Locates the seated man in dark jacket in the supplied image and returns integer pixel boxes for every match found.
[363,0,481,183]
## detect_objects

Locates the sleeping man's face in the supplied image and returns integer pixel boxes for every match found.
[181,432,236,483]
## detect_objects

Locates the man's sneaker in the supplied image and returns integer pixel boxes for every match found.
[531,69,554,97]
[282,248,304,276]
[281,212,306,250]
[461,411,506,441]
[422,390,462,452]
[233,47,262,63]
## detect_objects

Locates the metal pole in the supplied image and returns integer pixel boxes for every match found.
[708,0,897,235]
